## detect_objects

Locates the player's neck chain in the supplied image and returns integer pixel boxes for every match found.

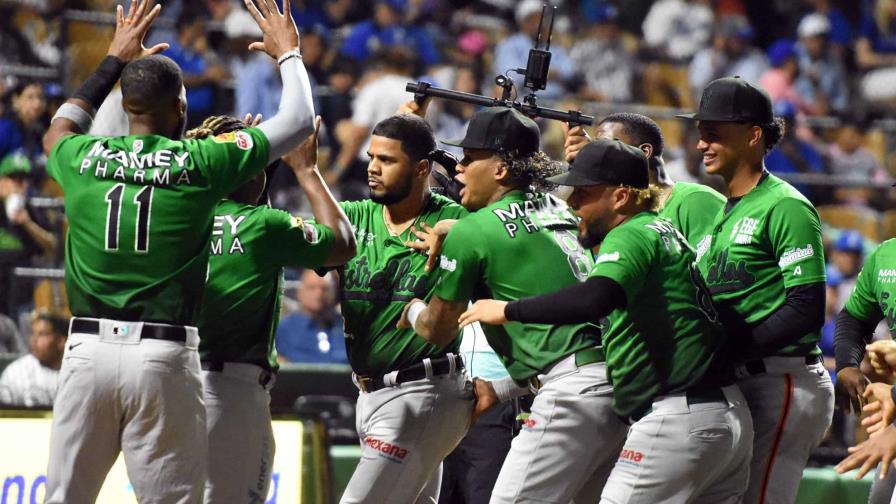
[383,193,432,237]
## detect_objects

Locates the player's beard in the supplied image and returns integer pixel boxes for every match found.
[370,175,413,205]
[578,216,612,249]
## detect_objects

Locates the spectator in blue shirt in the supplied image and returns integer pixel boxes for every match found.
[340,0,439,68]
[276,270,347,365]
[0,81,46,163]
[165,9,229,127]
[764,100,826,201]
[806,0,854,50]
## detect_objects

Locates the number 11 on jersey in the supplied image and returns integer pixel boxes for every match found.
[105,183,154,253]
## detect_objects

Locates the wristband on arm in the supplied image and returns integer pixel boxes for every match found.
[73,56,127,111]
[490,376,532,403]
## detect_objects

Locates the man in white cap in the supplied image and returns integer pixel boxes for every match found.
[796,12,849,112]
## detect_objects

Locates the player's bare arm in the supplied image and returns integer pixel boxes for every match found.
[405,220,458,272]
[281,116,357,266]
[43,0,167,153]
[397,296,467,347]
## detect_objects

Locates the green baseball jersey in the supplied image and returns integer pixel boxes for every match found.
[698,173,825,360]
[46,129,269,324]
[660,182,726,254]
[197,199,335,370]
[435,190,599,381]
[592,212,724,418]
[339,193,467,377]
[845,239,896,331]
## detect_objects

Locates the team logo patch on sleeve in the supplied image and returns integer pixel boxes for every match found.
[778,244,814,268]
[440,256,457,272]
[212,131,253,150]
[596,251,620,264]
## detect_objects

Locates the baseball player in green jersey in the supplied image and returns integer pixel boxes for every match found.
[565,112,725,250]
[397,108,628,504]
[833,238,896,503]
[460,138,753,503]
[336,111,473,504]
[186,115,355,503]
[41,1,315,501]
[679,76,834,504]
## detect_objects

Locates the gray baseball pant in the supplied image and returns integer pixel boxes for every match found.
[202,363,276,504]
[490,358,628,504]
[600,384,753,504]
[340,368,473,503]
[737,357,834,504]
[45,318,206,504]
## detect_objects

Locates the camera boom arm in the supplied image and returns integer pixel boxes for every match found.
[405,81,593,126]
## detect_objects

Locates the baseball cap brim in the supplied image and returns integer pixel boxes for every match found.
[546,170,608,187]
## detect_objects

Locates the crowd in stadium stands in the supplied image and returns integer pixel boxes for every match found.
[0,0,894,429]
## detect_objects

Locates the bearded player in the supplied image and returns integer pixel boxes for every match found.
[398,108,628,504]
[336,110,472,504]
[40,0,314,501]
[565,113,724,251]
[681,76,834,504]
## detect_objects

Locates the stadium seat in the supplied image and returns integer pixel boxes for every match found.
[816,205,881,243]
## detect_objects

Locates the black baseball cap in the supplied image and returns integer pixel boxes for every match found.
[546,139,648,188]
[442,107,540,156]
[676,76,774,124]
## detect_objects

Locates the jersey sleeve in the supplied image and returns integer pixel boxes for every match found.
[46,134,94,186]
[845,248,883,323]
[766,197,826,288]
[190,127,270,197]
[434,219,484,302]
[263,208,335,269]
[589,226,655,304]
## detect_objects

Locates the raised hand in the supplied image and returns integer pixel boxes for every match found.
[395,96,433,118]
[563,122,591,164]
[282,116,322,175]
[458,299,509,327]
[243,113,263,128]
[107,0,168,62]
[244,0,300,60]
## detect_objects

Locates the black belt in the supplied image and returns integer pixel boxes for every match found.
[201,360,274,388]
[356,354,464,393]
[71,317,187,343]
[625,387,728,425]
[742,355,822,376]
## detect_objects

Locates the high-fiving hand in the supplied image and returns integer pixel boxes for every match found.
[107,0,168,62]
[243,0,301,60]
[282,116,322,175]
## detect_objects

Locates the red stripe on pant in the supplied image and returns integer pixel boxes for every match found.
[759,373,794,504]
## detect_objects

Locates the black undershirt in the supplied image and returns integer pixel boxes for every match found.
[833,309,878,372]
